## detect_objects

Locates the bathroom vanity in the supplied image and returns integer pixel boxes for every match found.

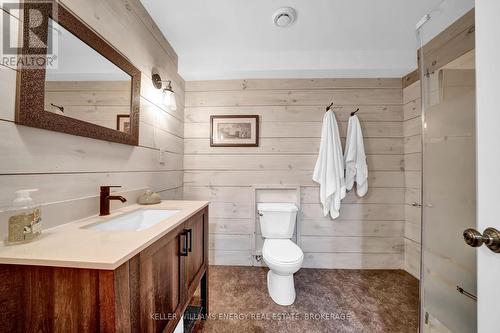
[0,201,209,333]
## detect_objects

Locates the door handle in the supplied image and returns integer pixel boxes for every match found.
[179,230,188,256]
[186,228,192,252]
[463,227,500,253]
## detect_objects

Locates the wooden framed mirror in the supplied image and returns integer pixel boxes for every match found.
[15,1,141,146]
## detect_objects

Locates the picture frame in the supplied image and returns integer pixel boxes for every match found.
[116,114,131,133]
[210,115,259,147]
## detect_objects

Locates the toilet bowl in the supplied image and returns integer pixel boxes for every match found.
[262,239,303,305]
[257,203,303,306]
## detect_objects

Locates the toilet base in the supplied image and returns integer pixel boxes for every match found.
[267,270,296,306]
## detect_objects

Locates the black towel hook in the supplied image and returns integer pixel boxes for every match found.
[350,108,360,116]
[50,103,64,113]
[325,102,334,112]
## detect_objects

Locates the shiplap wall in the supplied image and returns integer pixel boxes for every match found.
[44,81,132,130]
[0,0,184,237]
[183,78,406,268]
[403,80,422,279]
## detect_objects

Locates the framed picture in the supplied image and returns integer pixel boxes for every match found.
[210,115,259,147]
[116,114,130,133]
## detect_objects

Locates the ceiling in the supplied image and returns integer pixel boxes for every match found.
[140,0,463,81]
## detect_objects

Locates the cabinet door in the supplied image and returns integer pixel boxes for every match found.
[138,225,186,333]
[184,208,208,297]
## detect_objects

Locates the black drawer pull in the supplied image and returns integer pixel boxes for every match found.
[179,230,188,256]
[186,229,192,252]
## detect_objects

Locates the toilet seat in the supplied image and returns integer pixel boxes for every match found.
[262,239,303,265]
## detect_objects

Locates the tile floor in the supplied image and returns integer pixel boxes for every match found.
[199,266,419,333]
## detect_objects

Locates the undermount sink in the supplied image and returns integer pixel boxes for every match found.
[87,209,181,231]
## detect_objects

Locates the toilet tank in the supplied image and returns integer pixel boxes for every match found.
[257,203,298,238]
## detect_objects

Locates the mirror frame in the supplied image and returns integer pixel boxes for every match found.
[15,1,141,146]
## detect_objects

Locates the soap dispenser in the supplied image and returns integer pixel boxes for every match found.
[5,189,42,244]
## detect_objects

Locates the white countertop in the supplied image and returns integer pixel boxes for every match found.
[0,200,208,270]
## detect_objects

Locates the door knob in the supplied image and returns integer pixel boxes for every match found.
[463,227,500,253]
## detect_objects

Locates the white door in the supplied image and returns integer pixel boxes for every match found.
[475,1,500,332]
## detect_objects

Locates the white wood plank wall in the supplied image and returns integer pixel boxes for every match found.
[0,1,423,272]
[403,80,422,279]
[0,0,184,239]
[44,81,132,130]
[184,78,406,268]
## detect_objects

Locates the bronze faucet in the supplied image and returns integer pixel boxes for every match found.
[100,186,127,216]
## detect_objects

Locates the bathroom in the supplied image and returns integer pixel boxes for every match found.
[0,0,499,332]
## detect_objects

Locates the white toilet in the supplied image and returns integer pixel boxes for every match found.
[257,203,304,306]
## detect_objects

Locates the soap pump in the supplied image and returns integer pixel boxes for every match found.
[6,189,42,244]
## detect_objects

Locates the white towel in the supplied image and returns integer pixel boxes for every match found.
[312,110,346,219]
[344,115,368,197]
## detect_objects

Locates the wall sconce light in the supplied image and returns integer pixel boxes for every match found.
[152,73,177,111]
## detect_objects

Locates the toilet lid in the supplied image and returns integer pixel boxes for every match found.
[262,239,303,264]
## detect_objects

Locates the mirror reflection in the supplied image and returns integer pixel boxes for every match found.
[44,19,132,133]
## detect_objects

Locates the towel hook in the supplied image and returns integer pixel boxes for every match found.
[325,102,334,112]
[350,108,360,116]
[50,103,64,113]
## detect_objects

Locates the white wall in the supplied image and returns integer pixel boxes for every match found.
[475,1,500,332]
[419,0,474,45]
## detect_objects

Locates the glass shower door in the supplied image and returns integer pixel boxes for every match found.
[418,2,476,332]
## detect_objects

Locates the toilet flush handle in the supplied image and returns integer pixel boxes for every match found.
[258,212,263,217]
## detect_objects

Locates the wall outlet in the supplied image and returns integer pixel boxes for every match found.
[159,148,167,165]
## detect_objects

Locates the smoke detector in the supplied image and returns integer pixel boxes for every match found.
[272,7,297,28]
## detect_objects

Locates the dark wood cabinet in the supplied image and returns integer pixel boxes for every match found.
[184,209,207,300]
[0,205,209,333]
[137,223,185,333]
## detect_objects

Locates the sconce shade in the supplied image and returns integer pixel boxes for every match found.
[170,92,177,111]
[162,89,177,110]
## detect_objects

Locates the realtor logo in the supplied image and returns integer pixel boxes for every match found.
[2,1,58,69]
